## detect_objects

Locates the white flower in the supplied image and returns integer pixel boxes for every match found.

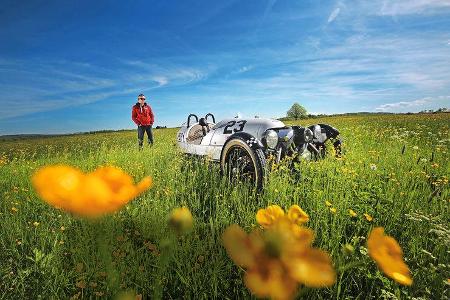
[370,164,377,171]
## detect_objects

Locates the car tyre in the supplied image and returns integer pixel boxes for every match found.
[220,138,266,190]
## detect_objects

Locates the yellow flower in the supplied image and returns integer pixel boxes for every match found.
[325,201,332,207]
[364,213,373,222]
[222,220,335,300]
[287,205,309,225]
[256,205,285,228]
[11,207,18,213]
[349,209,357,217]
[283,246,336,288]
[33,221,40,227]
[329,207,336,214]
[257,205,309,229]
[342,244,355,255]
[169,207,193,234]
[367,227,413,286]
[32,165,152,217]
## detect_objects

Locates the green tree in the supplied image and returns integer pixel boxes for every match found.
[287,103,307,119]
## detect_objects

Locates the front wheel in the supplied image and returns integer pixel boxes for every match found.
[220,138,266,190]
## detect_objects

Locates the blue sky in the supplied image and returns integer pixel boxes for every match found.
[0,0,449,134]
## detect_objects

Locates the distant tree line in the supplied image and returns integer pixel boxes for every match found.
[279,103,448,121]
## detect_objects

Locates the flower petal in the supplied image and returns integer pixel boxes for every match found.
[367,227,413,286]
[244,260,297,300]
[288,205,309,225]
[222,225,256,268]
[256,205,285,228]
[286,248,336,287]
[32,165,83,208]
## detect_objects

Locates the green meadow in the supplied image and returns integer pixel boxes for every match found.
[0,113,449,299]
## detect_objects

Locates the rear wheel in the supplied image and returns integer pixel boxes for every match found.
[220,138,266,190]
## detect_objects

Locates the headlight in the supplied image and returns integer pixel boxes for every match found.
[312,125,321,139]
[265,130,279,149]
[304,128,313,142]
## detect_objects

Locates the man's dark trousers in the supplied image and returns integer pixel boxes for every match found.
[138,125,153,147]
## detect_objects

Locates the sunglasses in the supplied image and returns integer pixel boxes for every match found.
[139,98,146,100]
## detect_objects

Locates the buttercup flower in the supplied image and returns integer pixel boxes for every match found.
[222,218,335,300]
[367,227,412,286]
[256,205,309,229]
[32,165,152,217]
[169,206,193,234]
[364,213,373,222]
[287,205,309,225]
[325,201,332,207]
[256,205,285,228]
[349,209,357,217]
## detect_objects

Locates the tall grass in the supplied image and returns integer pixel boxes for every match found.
[0,113,449,299]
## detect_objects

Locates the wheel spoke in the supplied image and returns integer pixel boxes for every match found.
[226,146,256,183]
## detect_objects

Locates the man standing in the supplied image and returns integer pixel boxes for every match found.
[132,94,154,148]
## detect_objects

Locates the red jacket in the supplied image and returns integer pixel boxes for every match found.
[132,103,154,126]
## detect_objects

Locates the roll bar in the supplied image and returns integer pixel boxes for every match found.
[205,113,216,124]
[187,114,198,127]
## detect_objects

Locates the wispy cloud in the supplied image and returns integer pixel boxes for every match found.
[327,7,341,23]
[0,59,208,120]
[379,0,450,16]
[237,65,253,73]
[375,96,450,112]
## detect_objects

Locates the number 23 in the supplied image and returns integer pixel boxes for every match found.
[223,120,247,134]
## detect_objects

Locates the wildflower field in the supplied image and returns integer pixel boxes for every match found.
[0,113,449,299]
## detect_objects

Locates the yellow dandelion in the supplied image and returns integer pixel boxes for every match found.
[329,207,337,214]
[364,213,373,222]
[367,227,412,286]
[349,209,357,217]
[325,201,332,207]
[32,165,152,218]
[169,207,193,234]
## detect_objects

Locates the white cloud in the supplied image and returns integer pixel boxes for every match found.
[375,96,450,112]
[0,59,208,120]
[237,65,253,73]
[152,76,169,87]
[379,0,450,16]
[327,7,341,23]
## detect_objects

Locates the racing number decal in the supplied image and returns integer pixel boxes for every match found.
[223,121,235,134]
[235,120,247,132]
[223,120,247,134]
